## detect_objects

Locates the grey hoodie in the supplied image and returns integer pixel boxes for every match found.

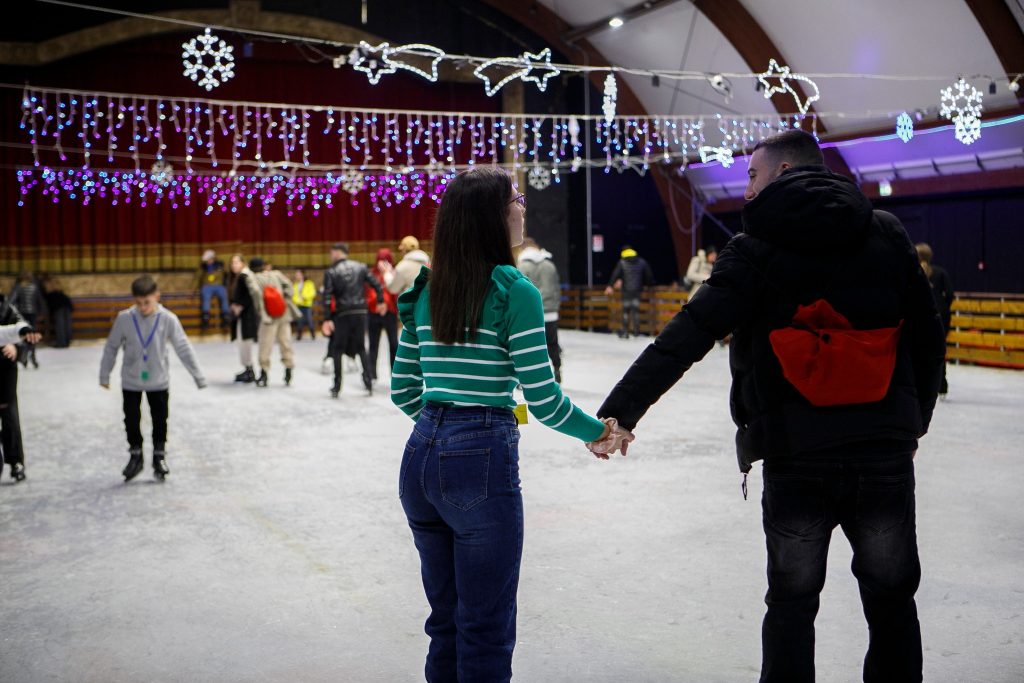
[99,304,206,391]
[517,247,561,321]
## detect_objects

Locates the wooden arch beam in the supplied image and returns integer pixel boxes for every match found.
[963,0,1024,104]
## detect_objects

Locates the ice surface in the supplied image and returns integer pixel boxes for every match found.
[1,331,1022,682]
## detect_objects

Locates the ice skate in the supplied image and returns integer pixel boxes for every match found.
[363,375,374,396]
[122,448,144,482]
[11,463,26,482]
[234,366,255,383]
[152,451,169,481]
[255,369,268,387]
[284,368,292,386]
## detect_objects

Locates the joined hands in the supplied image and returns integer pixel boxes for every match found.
[586,417,635,460]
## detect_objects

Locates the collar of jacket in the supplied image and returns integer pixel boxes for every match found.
[741,165,873,255]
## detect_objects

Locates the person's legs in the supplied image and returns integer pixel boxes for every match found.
[328,317,344,394]
[367,313,383,380]
[213,285,229,326]
[276,318,295,369]
[146,390,169,451]
[0,397,24,468]
[200,285,213,327]
[840,457,922,683]
[122,390,144,450]
[345,314,373,391]
[55,308,71,347]
[760,462,838,683]
[384,311,399,372]
[544,320,561,383]
[257,323,274,373]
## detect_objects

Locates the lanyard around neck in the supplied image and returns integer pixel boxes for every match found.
[131,311,160,362]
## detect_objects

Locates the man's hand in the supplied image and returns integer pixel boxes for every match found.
[100,383,110,390]
[375,303,388,315]
[1,344,15,361]
[322,320,335,337]
[230,303,243,316]
[604,286,614,296]
[22,332,42,344]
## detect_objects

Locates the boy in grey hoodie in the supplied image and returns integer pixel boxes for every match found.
[99,276,206,481]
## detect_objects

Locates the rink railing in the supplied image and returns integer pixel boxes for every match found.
[558,287,1024,370]
[59,289,1024,370]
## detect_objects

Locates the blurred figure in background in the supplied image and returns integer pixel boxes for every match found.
[0,291,41,483]
[9,272,45,368]
[42,275,73,348]
[517,237,563,383]
[227,254,262,384]
[292,268,317,341]
[367,248,399,382]
[378,235,430,296]
[916,242,953,397]
[605,246,654,338]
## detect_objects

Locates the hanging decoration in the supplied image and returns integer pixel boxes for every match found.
[181,28,236,91]
[527,166,552,190]
[150,160,174,187]
[474,48,561,97]
[602,74,618,124]
[757,59,820,115]
[341,169,366,194]
[895,112,914,143]
[699,145,734,168]
[939,77,983,145]
[340,41,447,85]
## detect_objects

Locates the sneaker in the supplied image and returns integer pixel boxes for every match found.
[363,376,374,396]
[11,463,26,482]
[123,448,144,482]
[235,367,255,383]
[153,451,170,481]
[329,388,340,399]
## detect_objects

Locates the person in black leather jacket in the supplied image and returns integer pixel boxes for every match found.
[0,293,41,483]
[321,242,386,397]
[598,130,945,683]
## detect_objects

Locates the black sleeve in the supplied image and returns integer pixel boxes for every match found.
[643,260,655,287]
[322,269,334,322]
[597,240,761,430]
[904,259,946,434]
[608,261,623,286]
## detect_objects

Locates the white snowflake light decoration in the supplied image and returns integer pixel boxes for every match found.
[896,112,914,143]
[939,78,983,145]
[474,48,561,97]
[757,58,820,115]
[182,28,235,91]
[341,169,365,195]
[602,74,618,124]
[150,160,173,187]
[527,166,551,190]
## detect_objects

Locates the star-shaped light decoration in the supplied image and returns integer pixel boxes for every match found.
[384,44,446,83]
[699,145,734,168]
[474,48,562,97]
[757,58,820,115]
[347,42,397,85]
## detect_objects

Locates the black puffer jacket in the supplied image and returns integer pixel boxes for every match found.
[323,257,383,318]
[598,166,946,472]
[609,255,655,298]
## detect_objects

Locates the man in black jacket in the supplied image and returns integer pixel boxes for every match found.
[321,242,386,397]
[605,246,655,337]
[597,130,945,683]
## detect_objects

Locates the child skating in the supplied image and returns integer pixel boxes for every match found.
[99,275,206,481]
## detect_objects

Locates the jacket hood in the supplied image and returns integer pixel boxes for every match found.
[376,247,394,264]
[402,249,430,264]
[741,166,873,254]
[518,246,552,263]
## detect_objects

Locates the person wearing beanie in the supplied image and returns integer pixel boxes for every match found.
[378,235,431,296]
[604,245,655,338]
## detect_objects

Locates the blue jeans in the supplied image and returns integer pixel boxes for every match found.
[200,284,229,318]
[400,403,522,683]
[760,454,922,683]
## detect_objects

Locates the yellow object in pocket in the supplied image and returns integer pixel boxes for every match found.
[513,403,529,425]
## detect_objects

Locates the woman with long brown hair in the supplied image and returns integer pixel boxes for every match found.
[391,167,627,680]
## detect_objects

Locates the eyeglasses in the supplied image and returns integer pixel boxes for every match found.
[509,193,526,209]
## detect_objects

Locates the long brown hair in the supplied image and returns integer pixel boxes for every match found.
[429,167,516,343]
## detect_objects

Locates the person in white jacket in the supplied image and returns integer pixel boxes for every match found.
[378,235,430,296]
[685,245,717,297]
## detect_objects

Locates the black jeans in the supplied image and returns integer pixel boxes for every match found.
[123,390,169,450]
[1,396,24,467]
[367,311,398,380]
[329,313,371,391]
[760,454,921,683]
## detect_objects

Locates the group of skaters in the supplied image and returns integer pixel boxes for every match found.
[1,129,960,682]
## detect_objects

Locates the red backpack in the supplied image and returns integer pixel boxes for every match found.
[263,284,286,318]
[769,299,903,407]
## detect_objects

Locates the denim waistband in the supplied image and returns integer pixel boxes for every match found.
[420,402,517,427]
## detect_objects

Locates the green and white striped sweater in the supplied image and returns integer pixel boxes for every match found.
[391,265,605,442]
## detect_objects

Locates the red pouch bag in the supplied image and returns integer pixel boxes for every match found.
[769,299,903,407]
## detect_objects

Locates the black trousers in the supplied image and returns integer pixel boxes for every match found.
[367,311,398,380]
[760,454,922,683]
[0,396,23,467]
[329,313,371,391]
[544,321,561,383]
[122,390,169,450]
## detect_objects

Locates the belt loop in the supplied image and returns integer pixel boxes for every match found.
[436,404,445,423]
[484,407,492,428]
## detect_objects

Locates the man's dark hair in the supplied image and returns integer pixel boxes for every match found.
[131,275,158,297]
[752,129,824,167]
[332,242,349,254]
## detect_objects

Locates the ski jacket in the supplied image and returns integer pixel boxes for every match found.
[229,269,262,341]
[385,250,430,295]
[609,256,655,299]
[598,166,946,472]
[517,247,561,321]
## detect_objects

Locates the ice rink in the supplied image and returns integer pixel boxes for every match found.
[1,330,1022,682]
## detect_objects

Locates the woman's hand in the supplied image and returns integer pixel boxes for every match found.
[586,417,635,459]
[1,344,15,361]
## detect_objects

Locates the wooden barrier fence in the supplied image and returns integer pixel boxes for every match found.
[44,287,1024,371]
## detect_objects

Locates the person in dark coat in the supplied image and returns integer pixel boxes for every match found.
[604,246,655,338]
[227,253,262,383]
[42,276,74,348]
[595,130,945,683]
[321,242,386,397]
[915,242,954,396]
[9,272,46,368]
[0,293,41,482]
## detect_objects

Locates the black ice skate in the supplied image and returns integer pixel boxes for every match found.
[235,366,255,383]
[152,450,170,481]
[122,448,144,482]
[11,462,26,482]
[363,375,374,396]
[255,369,268,387]
[284,368,292,386]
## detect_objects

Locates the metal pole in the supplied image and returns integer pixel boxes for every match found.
[583,53,593,287]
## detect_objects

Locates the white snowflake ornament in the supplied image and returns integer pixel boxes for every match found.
[939,78,983,145]
[150,160,174,187]
[896,112,914,143]
[182,28,235,91]
[341,170,365,195]
[954,114,981,145]
[527,166,551,190]
[602,74,618,125]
